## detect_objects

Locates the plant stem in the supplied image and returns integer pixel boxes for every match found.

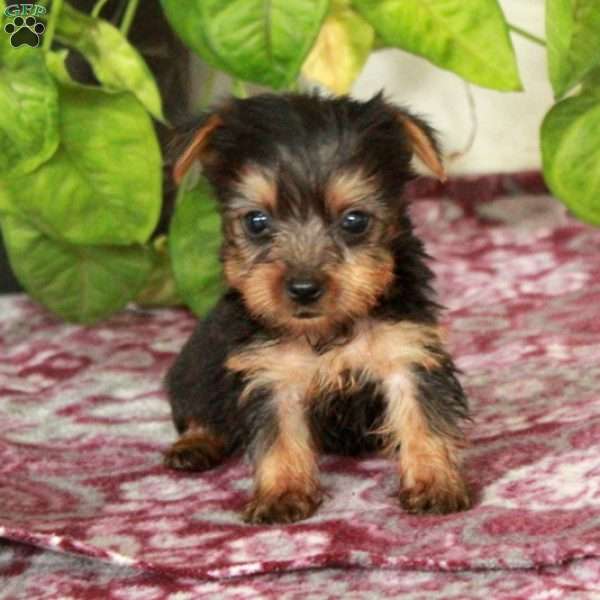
[508,23,546,47]
[448,82,478,163]
[120,0,139,36]
[42,0,64,51]
[92,0,111,18]
[232,79,248,98]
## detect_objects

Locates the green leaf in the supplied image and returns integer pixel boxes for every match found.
[45,49,73,84]
[169,177,223,316]
[541,93,600,226]
[582,66,600,97]
[3,81,162,246]
[160,0,330,89]
[135,235,182,307]
[352,0,522,91]
[55,3,165,121]
[546,0,600,99]
[0,37,59,176]
[1,214,152,323]
[302,0,374,94]
[0,180,12,213]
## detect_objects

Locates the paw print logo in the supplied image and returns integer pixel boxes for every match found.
[4,16,45,48]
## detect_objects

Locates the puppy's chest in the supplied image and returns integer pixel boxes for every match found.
[227,332,368,403]
[225,319,441,404]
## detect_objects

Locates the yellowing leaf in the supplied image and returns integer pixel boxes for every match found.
[302,3,374,94]
[0,37,59,177]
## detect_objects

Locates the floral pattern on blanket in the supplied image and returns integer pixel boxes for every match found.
[2,540,600,599]
[0,195,599,583]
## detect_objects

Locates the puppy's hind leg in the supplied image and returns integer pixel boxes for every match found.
[164,420,227,472]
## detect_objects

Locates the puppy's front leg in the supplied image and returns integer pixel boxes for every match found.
[243,389,322,524]
[381,364,471,514]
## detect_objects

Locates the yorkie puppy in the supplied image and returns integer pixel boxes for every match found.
[164,93,471,524]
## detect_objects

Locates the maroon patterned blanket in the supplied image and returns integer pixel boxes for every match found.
[1,194,600,598]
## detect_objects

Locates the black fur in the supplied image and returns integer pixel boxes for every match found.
[166,92,467,461]
[166,291,271,454]
[176,93,417,215]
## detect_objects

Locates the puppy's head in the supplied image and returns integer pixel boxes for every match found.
[174,93,444,337]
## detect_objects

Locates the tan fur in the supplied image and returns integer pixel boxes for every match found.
[233,167,278,212]
[399,116,447,182]
[224,245,396,339]
[244,386,321,523]
[254,394,318,497]
[326,169,378,214]
[227,319,443,404]
[381,372,470,512]
[223,247,342,339]
[222,246,246,290]
[221,167,278,291]
[163,420,226,471]
[228,319,468,514]
[232,259,287,324]
[331,249,395,323]
[173,114,223,184]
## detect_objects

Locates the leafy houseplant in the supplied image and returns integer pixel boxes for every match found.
[0,0,598,324]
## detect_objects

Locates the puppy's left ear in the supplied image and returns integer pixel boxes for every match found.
[173,114,223,185]
[395,110,447,182]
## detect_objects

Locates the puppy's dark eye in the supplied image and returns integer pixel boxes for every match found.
[243,210,272,237]
[340,210,371,235]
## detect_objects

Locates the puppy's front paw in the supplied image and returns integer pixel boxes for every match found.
[399,472,471,515]
[243,489,322,524]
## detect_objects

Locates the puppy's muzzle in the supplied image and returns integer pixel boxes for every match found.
[285,277,325,305]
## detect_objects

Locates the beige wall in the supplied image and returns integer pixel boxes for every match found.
[352,0,552,175]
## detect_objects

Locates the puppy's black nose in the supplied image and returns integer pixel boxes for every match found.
[286,278,324,304]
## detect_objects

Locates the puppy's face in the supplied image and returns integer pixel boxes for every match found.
[221,166,396,336]
[174,94,444,337]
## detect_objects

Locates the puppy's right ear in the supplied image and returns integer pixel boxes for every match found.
[173,114,223,185]
[394,110,446,182]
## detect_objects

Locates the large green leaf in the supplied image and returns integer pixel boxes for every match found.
[0,37,59,176]
[546,0,600,99]
[352,0,522,91]
[541,93,600,226]
[302,0,374,94]
[169,177,223,316]
[1,214,152,323]
[0,180,12,213]
[582,67,600,97]
[55,3,164,121]
[3,80,162,245]
[160,0,329,89]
